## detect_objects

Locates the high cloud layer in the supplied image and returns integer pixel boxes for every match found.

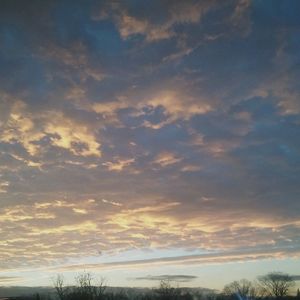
[0,0,300,286]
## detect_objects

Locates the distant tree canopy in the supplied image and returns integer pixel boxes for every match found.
[29,271,297,300]
[51,273,198,300]
[223,279,257,299]
[258,272,295,298]
[53,272,106,300]
[154,279,181,300]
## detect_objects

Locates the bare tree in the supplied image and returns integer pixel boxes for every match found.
[53,272,106,300]
[75,271,106,300]
[155,279,181,300]
[258,272,295,298]
[223,279,257,299]
[95,276,107,299]
[53,274,67,300]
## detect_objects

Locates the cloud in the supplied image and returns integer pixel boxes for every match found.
[0,276,23,284]
[39,41,106,83]
[1,100,44,156]
[88,89,212,129]
[0,180,10,193]
[44,111,101,157]
[145,91,211,121]
[111,1,216,42]
[153,152,182,167]
[230,0,252,36]
[116,13,172,42]
[107,202,181,230]
[102,158,135,171]
[72,208,88,214]
[102,199,123,207]
[133,275,198,283]
[54,246,300,272]
[180,165,202,172]
[0,0,299,284]
[0,100,101,157]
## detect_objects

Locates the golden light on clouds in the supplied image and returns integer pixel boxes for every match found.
[0,0,300,289]
[0,100,101,158]
[146,91,211,121]
[103,158,135,171]
[153,152,182,167]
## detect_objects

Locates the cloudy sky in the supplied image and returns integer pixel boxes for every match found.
[0,0,300,290]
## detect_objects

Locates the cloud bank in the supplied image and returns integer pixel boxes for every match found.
[0,0,300,284]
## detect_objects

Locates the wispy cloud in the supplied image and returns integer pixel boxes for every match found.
[0,276,23,284]
[102,158,135,172]
[54,246,300,272]
[102,199,123,207]
[153,152,182,167]
[111,1,216,42]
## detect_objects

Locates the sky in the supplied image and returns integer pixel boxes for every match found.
[0,0,300,291]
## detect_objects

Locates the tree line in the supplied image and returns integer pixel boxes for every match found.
[5,271,299,300]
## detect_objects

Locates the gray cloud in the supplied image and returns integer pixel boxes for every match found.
[133,275,197,283]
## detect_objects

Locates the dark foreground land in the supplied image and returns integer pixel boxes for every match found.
[1,290,300,300]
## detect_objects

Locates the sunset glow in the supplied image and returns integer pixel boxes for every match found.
[0,0,300,291]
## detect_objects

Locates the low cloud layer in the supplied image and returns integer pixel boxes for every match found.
[133,275,198,283]
[0,276,23,284]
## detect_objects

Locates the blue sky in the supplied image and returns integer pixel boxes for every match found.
[0,0,300,290]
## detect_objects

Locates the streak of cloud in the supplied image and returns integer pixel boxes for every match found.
[53,246,300,272]
[132,275,198,283]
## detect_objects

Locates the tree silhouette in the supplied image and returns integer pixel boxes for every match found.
[223,279,257,299]
[53,272,106,300]
[258,272,295,298]
[53,274,68,300]
[154,280,181,300]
